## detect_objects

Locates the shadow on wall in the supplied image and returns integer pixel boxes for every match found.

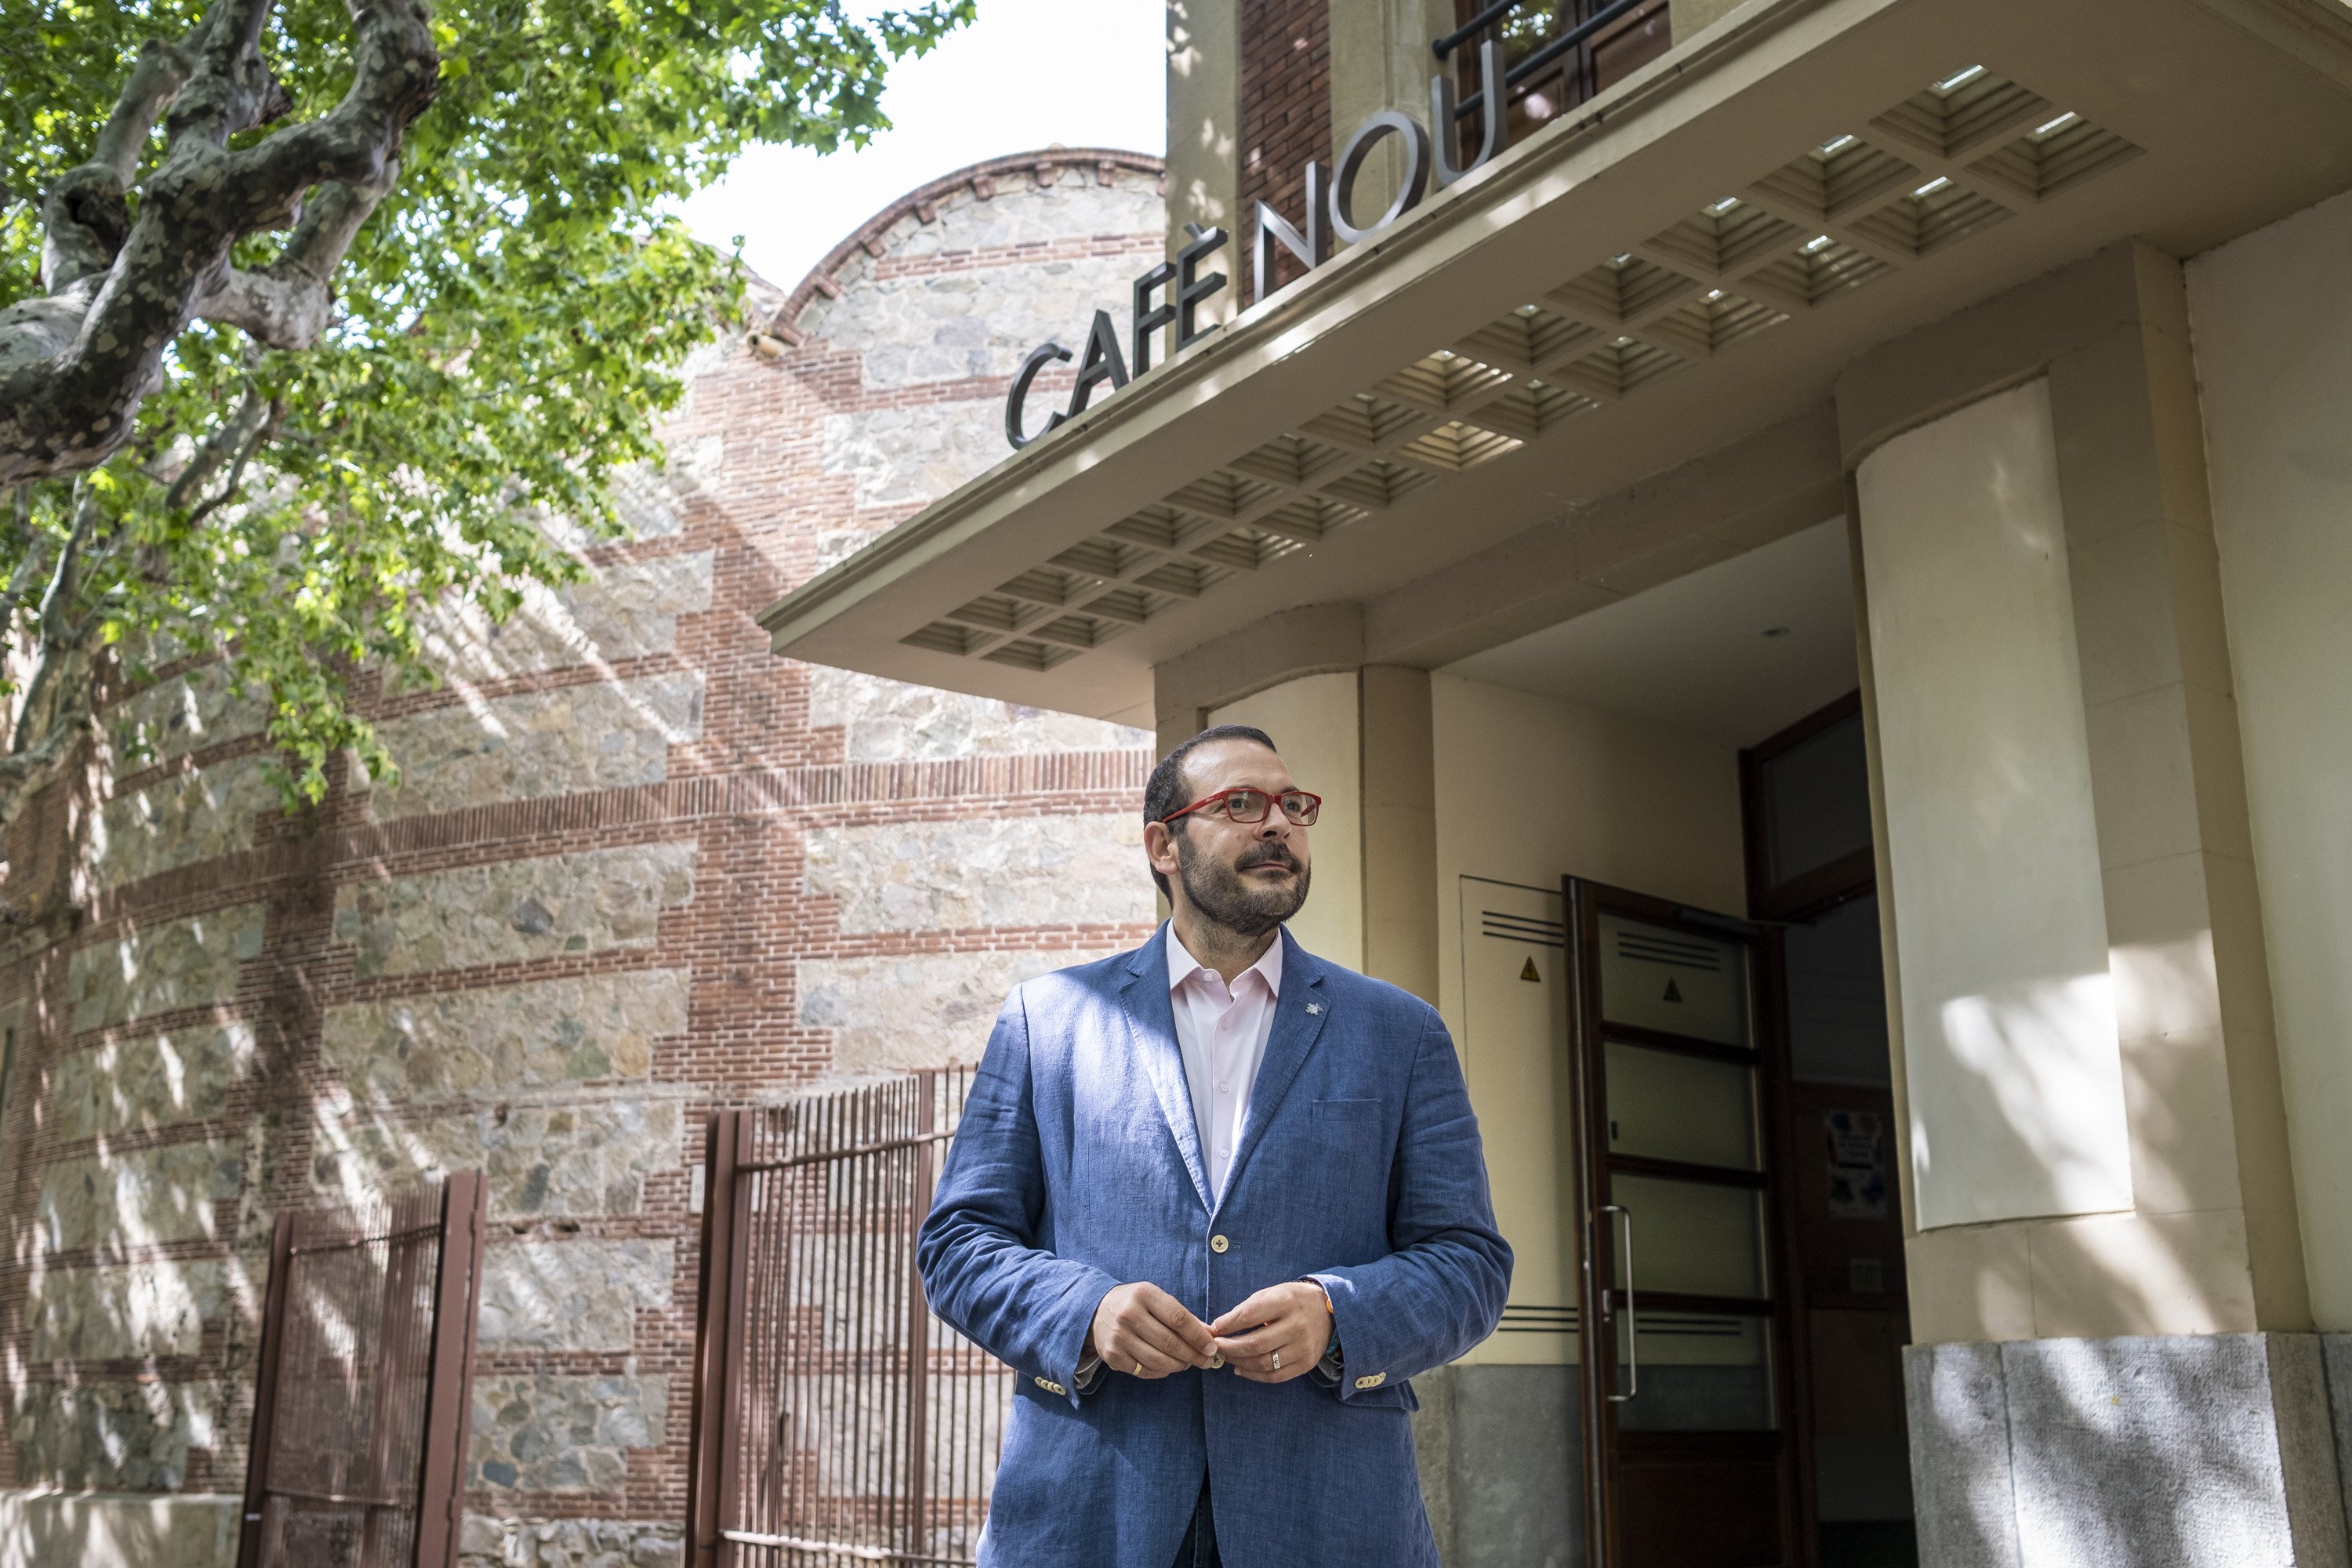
[1911,1332,2332,1565]
[1909,931,2334,1558]
[8,908,272,1503]
[26,154,1172,1553]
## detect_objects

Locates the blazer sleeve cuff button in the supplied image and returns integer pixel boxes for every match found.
[1353,1372,1386,1390]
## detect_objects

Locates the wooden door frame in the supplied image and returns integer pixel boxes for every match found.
[1740,688,1892,1568]
[1738,690,1875,926]
[1566,877,1807,1568]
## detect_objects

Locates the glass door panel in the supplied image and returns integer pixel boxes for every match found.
[1614,1314,1773,1432]
[1608,1174,1766,1301]
[1597,913,1750,1045]
[1603,1042,1759,1171]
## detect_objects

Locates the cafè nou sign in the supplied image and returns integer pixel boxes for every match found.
[1004,42,1509,451]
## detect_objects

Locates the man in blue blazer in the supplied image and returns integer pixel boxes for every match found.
[918,724,1512,1566]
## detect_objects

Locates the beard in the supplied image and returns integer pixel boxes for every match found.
[1174,832,1312,939]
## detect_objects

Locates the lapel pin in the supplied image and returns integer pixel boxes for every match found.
[1305,1002,1323,1015]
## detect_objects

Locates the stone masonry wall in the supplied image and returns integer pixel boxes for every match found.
[0,148,1166,1566]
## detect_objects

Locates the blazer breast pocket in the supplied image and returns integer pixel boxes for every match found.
[1313,1098,1384,1123]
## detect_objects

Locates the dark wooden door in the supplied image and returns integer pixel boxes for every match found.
[1567,878,1803,1568]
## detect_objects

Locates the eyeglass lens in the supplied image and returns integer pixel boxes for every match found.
[1221,789,1319,825]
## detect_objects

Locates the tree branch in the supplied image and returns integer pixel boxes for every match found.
[93,39,197,185]
[0,491,54,636]
[0,0,439,486]
[38,41,196,294]
[194,163,399,348]
[169,387,281,525]
[0,490,108,842]
[38,485,106,644]
[165,385,270,511]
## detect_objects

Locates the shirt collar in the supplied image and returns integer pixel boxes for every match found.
[1164,923,1284,1001]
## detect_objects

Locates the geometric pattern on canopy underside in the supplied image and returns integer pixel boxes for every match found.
[906,66,2142,667]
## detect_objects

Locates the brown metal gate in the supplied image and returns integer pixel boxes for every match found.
[237,1172,488,1568]
[687,1072,1012,1568]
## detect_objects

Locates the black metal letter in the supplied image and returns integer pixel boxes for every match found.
[1177,223,1229,350]
[1132,263,1177,374]
[1005,342,1071,451]
[1329,111,1433,246]
[1433,41,1508,187]
[1065,310,1131,419]
[1251,163,1328,304]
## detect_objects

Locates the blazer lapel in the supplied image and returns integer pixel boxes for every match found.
[1118,925,1213,1213]
[1217,928,1331,1211]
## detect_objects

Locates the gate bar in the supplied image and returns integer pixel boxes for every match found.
[233,1211,297,1568]
[415,1172,488,1568]
[686,1109,746,1568]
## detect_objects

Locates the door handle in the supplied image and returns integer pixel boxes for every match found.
[1597,1203,1636,1403]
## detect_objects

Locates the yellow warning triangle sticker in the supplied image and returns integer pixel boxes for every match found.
[1519,956,1541,982]
[1663,977,1683,1003]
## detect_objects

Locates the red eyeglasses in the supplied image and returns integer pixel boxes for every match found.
[1159,787,1321,827]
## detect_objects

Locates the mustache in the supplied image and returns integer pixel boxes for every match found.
[1237,843,1301,872]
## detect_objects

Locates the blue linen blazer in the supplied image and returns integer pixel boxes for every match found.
[916,925,1512,1568]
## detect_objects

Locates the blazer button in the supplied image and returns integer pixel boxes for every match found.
[1210,1233,1229,1253]
[1033,1375,1068,1396]
[1354,1372,1386,1390]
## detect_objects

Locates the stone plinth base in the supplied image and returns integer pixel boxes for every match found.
[1413,1361,1584,1568]
[0,1490,239,1568]
[459,1512,685,1567]
[1907,1333,2351,1567]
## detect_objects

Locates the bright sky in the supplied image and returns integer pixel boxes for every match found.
[677,0,1170,290]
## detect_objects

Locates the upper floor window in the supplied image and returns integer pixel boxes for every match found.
[1452,0,1673,142]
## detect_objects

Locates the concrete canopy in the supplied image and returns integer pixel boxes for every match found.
[760,0,2352,728]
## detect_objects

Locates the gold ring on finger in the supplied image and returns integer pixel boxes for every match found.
[1134,1359,1143,1376]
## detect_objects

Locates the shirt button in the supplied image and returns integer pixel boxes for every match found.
[1210,1234,1229,1253]
[1216,1082,1229,1093]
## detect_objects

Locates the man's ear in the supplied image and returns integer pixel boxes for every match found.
[1142,820,1177,876]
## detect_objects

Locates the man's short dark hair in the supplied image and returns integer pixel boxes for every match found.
[1142,724,1279,899]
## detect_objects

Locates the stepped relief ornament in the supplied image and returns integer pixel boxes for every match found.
[1005,42,1509,451]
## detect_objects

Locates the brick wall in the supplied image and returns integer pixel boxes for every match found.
[0,148,1167,1568]
[1240,0,1334,294]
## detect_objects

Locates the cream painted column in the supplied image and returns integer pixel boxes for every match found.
[2043,251,2307,1334]
[1325,0,1452,219]
[1858,260,2307,1347]
[1166,0,1241,329]
[2187,187,2352,1335]
[1359,664,1439,1003]
[1668,0,1744,38]
[1207,671,1366,970]
[1844,245,2342,1567]
[1859,380,2139,1310]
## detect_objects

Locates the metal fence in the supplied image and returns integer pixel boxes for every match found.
[236,1173,488,1568]
[688,1072,1011,1568]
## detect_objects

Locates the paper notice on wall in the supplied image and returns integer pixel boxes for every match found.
[1824,1109,1889,1220]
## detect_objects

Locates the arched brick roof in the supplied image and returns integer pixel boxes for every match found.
[750,146,1166,346]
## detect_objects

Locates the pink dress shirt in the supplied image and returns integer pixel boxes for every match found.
[1164,924,1284,1203]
